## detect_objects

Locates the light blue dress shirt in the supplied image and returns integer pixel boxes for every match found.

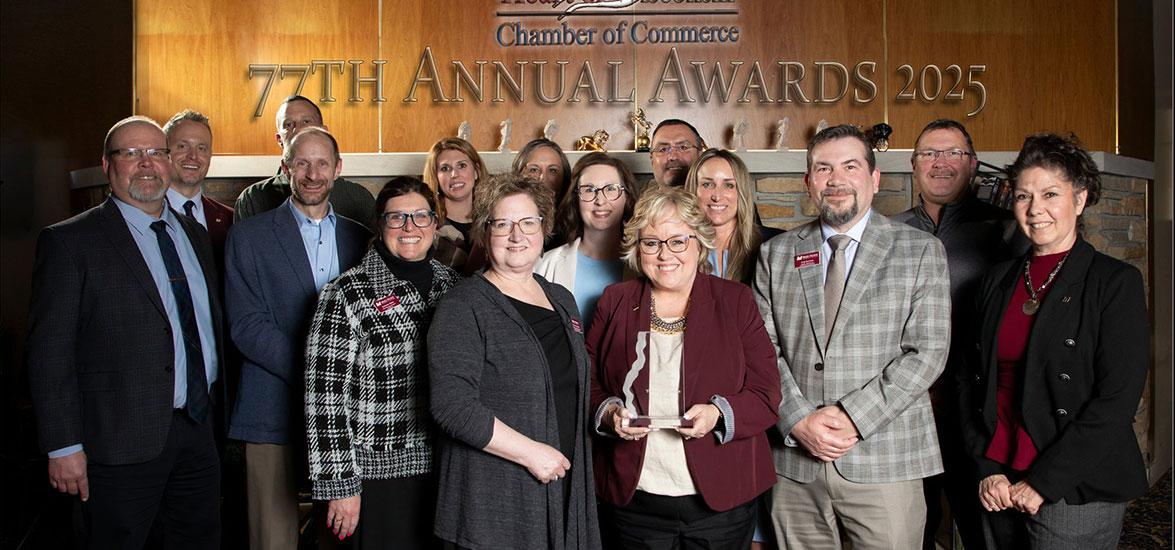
[166,188,207,229]
[50,198,219,458]
[573,252,624,329]
[288,201,340,291]
[819,208,872,285]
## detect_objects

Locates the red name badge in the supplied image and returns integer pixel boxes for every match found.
[374,294,401,312]
[571,319,583,334]
[794,251,820,268]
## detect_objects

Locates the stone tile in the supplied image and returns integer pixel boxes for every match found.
[757,202,796,220]
[873,194,912,216]
[756,176,806,194]
[880,174,908,192]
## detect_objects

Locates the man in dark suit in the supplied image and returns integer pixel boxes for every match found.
[27,116,224,548]
[163,110,234,265]
[233,95,374,226]
[225,126,370,549]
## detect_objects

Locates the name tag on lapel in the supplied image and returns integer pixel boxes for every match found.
[571,319,583,334]
[374,293,401,312]
[794,251,820,268]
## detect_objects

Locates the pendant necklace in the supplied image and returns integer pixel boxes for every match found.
[1022,253,1070,315]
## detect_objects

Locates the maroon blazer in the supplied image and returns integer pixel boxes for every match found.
[586,273,781,512]
[203,195,234,264]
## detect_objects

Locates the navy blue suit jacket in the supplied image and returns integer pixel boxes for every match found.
[225,200,370,444]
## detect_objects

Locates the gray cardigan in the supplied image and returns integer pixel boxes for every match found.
[428,274,601,550]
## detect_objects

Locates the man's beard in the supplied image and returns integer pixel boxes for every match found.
[819,188,858,227]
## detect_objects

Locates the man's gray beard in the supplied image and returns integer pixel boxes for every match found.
[129,180,168,204]
[819,197,858,227]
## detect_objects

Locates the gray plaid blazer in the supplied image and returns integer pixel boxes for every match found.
[754,211,951,483]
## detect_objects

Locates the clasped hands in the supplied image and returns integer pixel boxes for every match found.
[791,406,860,461]
[979,474,1045,515]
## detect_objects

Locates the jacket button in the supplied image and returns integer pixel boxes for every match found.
[1055,408,1068,416]
[814,363,824,371]
[973,374,982,384]
[1064,338,1076,347]
[1058,373,1071,381]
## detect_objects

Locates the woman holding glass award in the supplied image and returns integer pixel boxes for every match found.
[586,186,781,548]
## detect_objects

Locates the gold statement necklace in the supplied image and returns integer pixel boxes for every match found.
[650,293,690,334]
[1021,253,1070,315]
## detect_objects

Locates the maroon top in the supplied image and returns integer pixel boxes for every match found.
[985,250,1068,470]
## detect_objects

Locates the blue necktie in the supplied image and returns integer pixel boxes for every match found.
[150,220,209,423]
[183,200,197,220]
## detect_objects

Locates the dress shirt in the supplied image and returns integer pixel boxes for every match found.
[819,209,871,285]
[167,188,207,229]
[288,201,340,291]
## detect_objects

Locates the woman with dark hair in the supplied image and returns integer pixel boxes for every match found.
[960,133,1149,549]
[514,138,574,249]
[428,174,601,549]
[534,152,637,330]
[424,137,490,273]
[304,176,461,548]
[683,149,781,284]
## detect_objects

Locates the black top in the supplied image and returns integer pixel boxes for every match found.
[446,218,473,250]
[375,241,433,298]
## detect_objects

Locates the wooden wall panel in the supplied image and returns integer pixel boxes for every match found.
[135,1,380,154]
[134,0,1132,155]
[886,1,1116,151]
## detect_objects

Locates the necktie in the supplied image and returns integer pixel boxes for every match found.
[824,234,852,347]
[183,200,196,220]
[150,220,209,423]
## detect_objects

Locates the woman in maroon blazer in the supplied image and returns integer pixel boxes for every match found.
[586,186,781,549]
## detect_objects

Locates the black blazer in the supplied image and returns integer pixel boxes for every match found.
[959,237,1149,504]
[27,197,225,465]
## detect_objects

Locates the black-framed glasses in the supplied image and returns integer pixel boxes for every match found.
[650,144,698,156]
[381,209,436,229]
[577,184,625,202]
[487,216,544,236]
[912,149,973,163]
[638,234,696,255]
[107,147,171,161]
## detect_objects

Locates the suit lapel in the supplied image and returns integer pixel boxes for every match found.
[681,274,712,403]
[794,223,826,357]
[1024,240,1093,377]
[336,219,368,270]
[833,212,894,337]
[99,198,167,318]
[273,203,318,296]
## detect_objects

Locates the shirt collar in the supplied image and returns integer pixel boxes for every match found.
[287,198,336,225]
[166,187,203,211]
[113,195,177,236]
[820,208,872,244]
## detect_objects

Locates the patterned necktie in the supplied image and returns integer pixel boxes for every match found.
[183,200,196,220]
[824,234,852,346]
[149,220,209,423]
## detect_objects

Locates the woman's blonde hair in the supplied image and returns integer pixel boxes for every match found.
[683,149,762,282]
[621,186,716,277]
[423,137,490,222]
[470,173,556,255]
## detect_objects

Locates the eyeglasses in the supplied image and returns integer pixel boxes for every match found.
[577,184,625,202]
[638,234,696,255]
[487,216,544,236]
[650,144,698,156]
[381,210,436,229]
[108,148,171,161]
[912,149,973,163]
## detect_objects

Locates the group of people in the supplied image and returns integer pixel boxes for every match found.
[26,92,1150,550]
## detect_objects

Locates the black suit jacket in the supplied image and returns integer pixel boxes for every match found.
[27,197,225,465]
[959,237,1149,504]
[202,195,234,266]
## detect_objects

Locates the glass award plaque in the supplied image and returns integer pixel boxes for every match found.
[627,415,694,430]
[620,331,692,430]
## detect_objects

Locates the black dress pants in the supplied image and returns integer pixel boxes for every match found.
[601,490,756,550]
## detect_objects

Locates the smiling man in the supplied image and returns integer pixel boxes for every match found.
[163,110,234,265]
[28,116,223,547]
[649,119,705,188]
[754,124,951,549]
[224,126,371,550]
[892,119,1028,550]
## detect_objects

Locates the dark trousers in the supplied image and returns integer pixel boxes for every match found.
[602,491,756,550]
[982,499,1126,550]
[354,474,438,550]
[83,410,220,549]
[926,406,986,550]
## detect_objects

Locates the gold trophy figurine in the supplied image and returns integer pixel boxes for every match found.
[575,129,610,152]
[631,108,652,152]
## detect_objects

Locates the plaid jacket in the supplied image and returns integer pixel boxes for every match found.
[754,212,951,483]
[305,248,460,500]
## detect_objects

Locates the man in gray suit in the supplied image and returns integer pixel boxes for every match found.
[754,124,951,549]
[28,116,223,547]
[225,126,370,549]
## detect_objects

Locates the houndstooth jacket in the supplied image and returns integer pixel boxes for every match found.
[305,248,460,500]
